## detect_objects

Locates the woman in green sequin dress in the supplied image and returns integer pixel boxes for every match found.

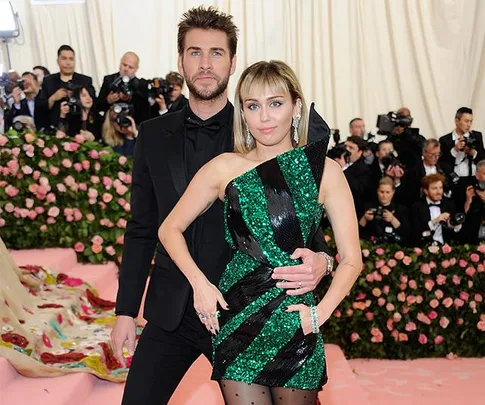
[160,61,362,404]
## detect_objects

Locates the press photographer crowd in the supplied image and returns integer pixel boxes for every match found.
[0,45,484,248]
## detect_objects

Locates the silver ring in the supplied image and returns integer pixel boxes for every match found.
[210,310,220,318]
[298,280,303,288]
[199,313,207,320]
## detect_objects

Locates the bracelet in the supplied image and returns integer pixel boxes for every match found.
[310,306,319,334]
[318,251,334,276]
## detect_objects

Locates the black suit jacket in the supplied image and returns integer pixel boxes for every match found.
[438,131,485,171]
[149,94,189,119]
[96,73,150,125]
[344,158,372,217]
[462,197,485,245]
[411,197,459,246]
[4,97,43,130]
[35,72,95,128]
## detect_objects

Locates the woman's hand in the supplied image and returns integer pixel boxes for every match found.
[127,116,138,137]
[80,129,95,142]
[287,304,324,335]
[192,278,229,334]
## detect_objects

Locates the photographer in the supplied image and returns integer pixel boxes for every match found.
[411,173,463,246]
[35,45,95,129]
[150,71,188,117]
[349,117,377,160]
[58,86,102,141]
[341,136,373,216]
[4,72,41,130]
[102,104,138,156]
[33,65,50,87]
[97,52,149,125]
[359,177,409,245]
[382,107,425,169]
[462,160,485,244]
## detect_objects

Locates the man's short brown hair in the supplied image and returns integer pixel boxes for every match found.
[178,6,239,58]
[165,71,184,88]
[421,173,445,190]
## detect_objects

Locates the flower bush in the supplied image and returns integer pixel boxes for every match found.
[0,130,132,264]
[322,239,485,359]
[2,131,485,359]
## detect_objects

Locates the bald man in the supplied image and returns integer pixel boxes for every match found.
[97,52,150,124]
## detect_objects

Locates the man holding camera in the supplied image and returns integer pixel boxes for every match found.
[461,160,485,244]
[97,52,149,125]
[151,71,188,117]
[5,72,41,130]
[349,117,377,163]
[411,173,463,246]
[36,45,95,129]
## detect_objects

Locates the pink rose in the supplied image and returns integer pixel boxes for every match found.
[56,130,67,139]
[352,302,366,310]
[88,188,98,199]
[370,328,384,343]
[377,298,386,306]
[394,251,405,260]
[406,295,416,305]
[5,185,19,197]
[73,210,83,221]
[475,294,483,302]
[424,279,435,291]
[418,334,428,344]
[420,263,431,274]
[86,213,95,222]
[89,150,99,159]
[386,318,394,331]
[116,218,127,228]
[47,217,56,224]
[469,301,477,311]
[405,322,417,332]
[124,174,132,184]
[42,148,53,158]
[40,224,47,232]
[63,142,80,152]
[457,318,464,326]
[441,260,450,269]
[397,292,406,302]
[118,156,127,165]
[47,207,60,217]
[383,285,390,294]
[430,299,440,308]
[25,198,34,209]
[436,274,447,285]
[414,247,422,256]
[362,249,370,258]
[346,309,354,317]
[465,267,476,277]
[459,259,468,268]
[46,193,56,204]
[375,248,384,255]
[393,312,402,322]
[442,244,452,254]
[434,336,444,345]
[387,259,397,268]
[409,280,417,289]
[105,246,116,256]
[478,264,485,273]
[73,163,82,172]
[470,253,480,263]
[477,321,485,331]
[36,138,45,148]
[372,288,382,297]
[21,165,33,175]
[386,303,395,311]
[365,312,374,321]
[434,289,444,299]
[416,295,424,304]
[78,183,87,191]
[94,162,101,171]
[49,167,60,176]
[34,207,45,214]
[81,160,90,170]
[428,245,439,254]
[102,193,113,203]
[403,256,412,266]
[91,235,104,245]
[62,159,72,168]
[74,134,85,144]
[399,275,408,283]
[0,218,5,227]
[459,291,470,301]
[91,245,103,254]
[478,244,485,254]
[4,203,14,213]
[333,309,341,318]
[103,176,113,189]
[116,185,129,196]
[398,333,408,342]
[428,310,438,320]
[64,176,76,187]
[417,312,431,325]
[449,258,457,265]
[350,333,360,343]
[32,171,40,180]
[0,134,8,146]
[443,297,453,308]
[454,298,465,308]
[452,275,461,285]
[440,317,450,329]
[91,176,100,184]
[380,265,391,276]
[74,242,85,253]
[56,183,67,193]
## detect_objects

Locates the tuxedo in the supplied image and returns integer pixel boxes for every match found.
[35,72,95,128]
[439,131,485,171]
[462,196,485,244]
[4,97,42,130]
[411,197,460,246]
[344,157,372,217]
[96,72,150,124]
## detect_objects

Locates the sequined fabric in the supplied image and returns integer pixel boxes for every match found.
[212,135,329,390]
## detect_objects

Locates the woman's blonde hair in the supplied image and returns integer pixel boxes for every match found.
[233,60,308,154]
[102,107,124,147]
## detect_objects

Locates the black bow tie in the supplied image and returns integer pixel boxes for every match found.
[185,116,221,133]
[428,203,441,207]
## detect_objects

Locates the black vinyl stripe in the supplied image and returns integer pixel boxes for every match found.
[253,328,318,387]
[304,139,328,190]
[257,160,304,254]
[213,290,287,379]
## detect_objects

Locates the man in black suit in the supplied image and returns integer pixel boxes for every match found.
[342,135,373,217]
[96,52,150,125]
[150,71,188,118]
[349,117,377,162]
[411,173,462,246]
[439,107,485,212]
[110,7,331,405]
[462,160,485,244]
[35,45,95,128]
[4,72,41,130]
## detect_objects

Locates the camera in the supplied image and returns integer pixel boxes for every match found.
[148,78,173,104]
[328,142,351,164]
[12,120,28,132]
[61,80,78,92]
[60,96,82,116]
[473,178,485,192]
[380,154,404,170]
[111,75,133,97]
[376,111,413,136]
[464,135,476,149]
[113,103,134,128]
[376,229,402,244]
[17,79,25,91]
[440,212,466,228]
[370,205,384,221]
[362,132,376,142]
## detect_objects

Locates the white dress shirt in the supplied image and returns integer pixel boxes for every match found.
[426,197,444,244]
[450,131,477,177]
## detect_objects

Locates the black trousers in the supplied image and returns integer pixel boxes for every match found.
[121,309,213,405]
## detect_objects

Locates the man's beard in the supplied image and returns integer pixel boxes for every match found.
[185,71,230,101]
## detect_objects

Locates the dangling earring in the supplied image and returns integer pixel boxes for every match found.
[245,124,254,149]
[292,114,301,144]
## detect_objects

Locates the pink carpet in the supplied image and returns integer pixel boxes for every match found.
[1,248,484,405]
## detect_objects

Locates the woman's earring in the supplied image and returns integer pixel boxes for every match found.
[292,114,301,144]
[245,125,254,149]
